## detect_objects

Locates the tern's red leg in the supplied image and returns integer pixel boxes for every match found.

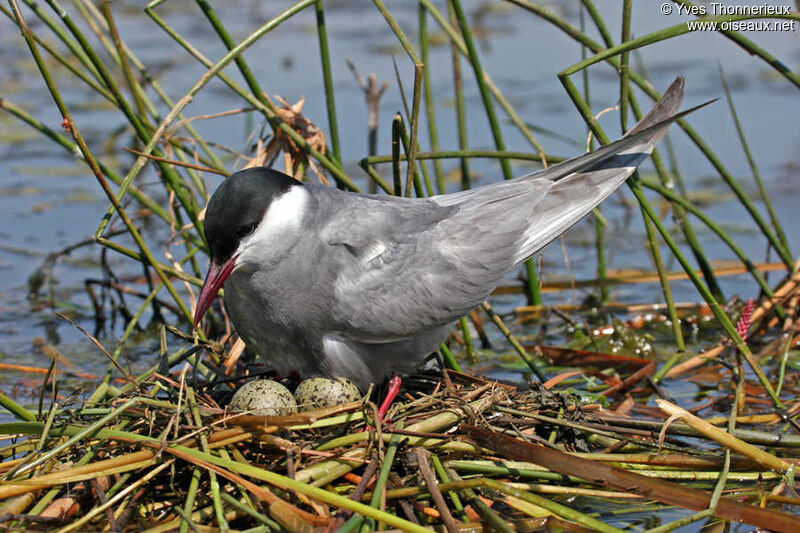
[377,375,402,421]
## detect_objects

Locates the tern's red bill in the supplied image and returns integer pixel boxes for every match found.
[194,256,237,327]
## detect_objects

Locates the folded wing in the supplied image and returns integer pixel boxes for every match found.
[327,77,695,339]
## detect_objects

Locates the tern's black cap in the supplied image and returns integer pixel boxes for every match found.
[204,167,299,263]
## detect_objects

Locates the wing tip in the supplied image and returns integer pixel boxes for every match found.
[627,76,685,135]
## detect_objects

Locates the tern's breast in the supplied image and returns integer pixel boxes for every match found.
[223,270,320,376]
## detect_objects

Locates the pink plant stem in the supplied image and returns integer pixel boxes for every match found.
[737,297,754,342]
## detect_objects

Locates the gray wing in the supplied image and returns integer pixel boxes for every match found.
[317,190,490,339]
[432,77,697,265]
[324,77,694,339]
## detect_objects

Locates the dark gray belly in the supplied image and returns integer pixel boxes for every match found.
[223,265,449,387]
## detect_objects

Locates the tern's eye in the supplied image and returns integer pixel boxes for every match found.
[237,224,256,238]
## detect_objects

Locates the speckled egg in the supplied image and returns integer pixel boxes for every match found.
[294,377,361,411]
[228,379,298,416]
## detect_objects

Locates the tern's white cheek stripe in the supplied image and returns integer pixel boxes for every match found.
[236,185,309,261]
[251,186,308,240]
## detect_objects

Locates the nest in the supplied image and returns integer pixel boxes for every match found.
[1,364,799,532]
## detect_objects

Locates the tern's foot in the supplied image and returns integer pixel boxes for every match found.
[377,375,402,422]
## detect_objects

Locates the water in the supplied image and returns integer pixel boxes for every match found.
[0,1,798,399]
[1,2,799,530]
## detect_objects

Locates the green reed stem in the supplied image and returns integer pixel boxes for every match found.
[619,0,632,132]
[373,0,424,201]
[643,510,715,533]
[641,178,783,317]
[439,344,463,372]
[563,13,800,82]
[0,392,36,422]
[444,466,514,533]
[315,0,342,167]
[567,41,793,269]
[419,3,446,194]
[639,193,686,353]
[219,493,281,531]
[87,0,226,201]
[397,117,427,197]
[581,0,614,47]
[392,57,434,196]
[92,3,225,173]
[0,5,110,98]
[423,0,545,157]
[145,0,358,193]
[14,0,223,179]
[516,0,796,269]
[107,247,202,382]
[775,338,792,397]
[98,2,148,120]
[10,0,193,323]
[365,149,555,165]
[459,316,476,361]
[431,454,468,522]
[719,65,790,254]
[447,0,471,190]
[99,15,222,176]
[186,387,228,532]
[358,161,393,195]
[450,0,510,179]
[628,56,724,302]
[361,424,403,532]
[26,450,97,517]
[633,178,781,407]
[481,302,545,382]
[621,92,687,351]
[359,150,558,197]
[675,0,800,89]
[197,0,265,105]
[560,74,782,408]
[455,5,552,324]
[12,397,138,478]
[0,99,171,224]
[20,0,102,80]
[577,6,608,304]
[43,0,201,230]
[79,14,210,202]
[391,114,403,196]
[485,479,625,533]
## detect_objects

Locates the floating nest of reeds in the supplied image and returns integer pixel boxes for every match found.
[2,360,799,532]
